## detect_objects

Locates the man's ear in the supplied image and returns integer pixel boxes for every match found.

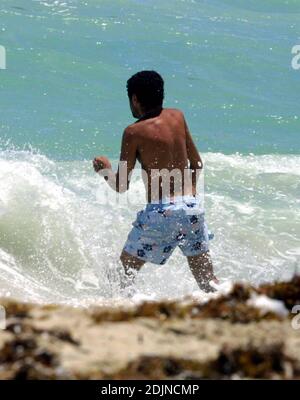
[132,94,138,106]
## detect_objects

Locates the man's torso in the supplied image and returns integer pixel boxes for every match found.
[128,108,194,202]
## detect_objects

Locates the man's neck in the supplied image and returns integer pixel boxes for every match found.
[136,106,163,122]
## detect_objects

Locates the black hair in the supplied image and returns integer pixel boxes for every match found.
[126,70,164,110]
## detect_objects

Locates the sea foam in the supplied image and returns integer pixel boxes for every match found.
[0,149,299,305]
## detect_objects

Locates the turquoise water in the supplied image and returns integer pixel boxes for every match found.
[0,1,299,304]
[1,0,300,158]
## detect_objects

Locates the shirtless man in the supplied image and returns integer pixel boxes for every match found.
[93,71,218,293]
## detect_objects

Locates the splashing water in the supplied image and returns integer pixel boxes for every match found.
[0,148,299,305]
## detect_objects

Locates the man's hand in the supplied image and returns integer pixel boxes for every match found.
[93,127,137,192]
[93,156,112,173]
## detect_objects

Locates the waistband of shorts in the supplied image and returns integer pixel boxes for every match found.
[145,195,202,211]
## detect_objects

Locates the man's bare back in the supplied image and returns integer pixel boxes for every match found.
[125,107,202,202]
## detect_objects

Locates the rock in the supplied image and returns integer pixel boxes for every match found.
[0,276,299,379]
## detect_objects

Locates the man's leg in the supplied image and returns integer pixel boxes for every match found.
[120,250,145,293]
[187,251,218,293]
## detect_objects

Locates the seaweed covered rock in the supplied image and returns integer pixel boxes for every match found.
[0,275,300,380]
[101,343,300,380]
[258,276,300,311]
[208,343,299,379]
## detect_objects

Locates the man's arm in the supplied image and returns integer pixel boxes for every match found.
[184,116,203,188]
[115,127,137,192]
[93,127,137,193]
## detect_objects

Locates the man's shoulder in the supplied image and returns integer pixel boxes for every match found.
[123,124,140,143]
[163,108,185,121]
[124,123,138,135]
[164,107,184,114]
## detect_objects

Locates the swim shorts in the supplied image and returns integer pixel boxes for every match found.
[123,195,213,265]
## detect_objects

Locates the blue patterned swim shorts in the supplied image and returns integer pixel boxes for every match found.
[123,195,213,265]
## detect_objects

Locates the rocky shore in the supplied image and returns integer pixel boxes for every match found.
[0,276,300,380]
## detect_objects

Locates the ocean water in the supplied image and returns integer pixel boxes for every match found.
[0,0,299,304]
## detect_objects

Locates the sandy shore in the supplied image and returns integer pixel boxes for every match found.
[0,277,300,379]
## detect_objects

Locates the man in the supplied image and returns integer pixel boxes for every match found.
[93,71,218,293]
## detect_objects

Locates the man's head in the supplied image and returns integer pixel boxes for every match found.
[127,70,164,118]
